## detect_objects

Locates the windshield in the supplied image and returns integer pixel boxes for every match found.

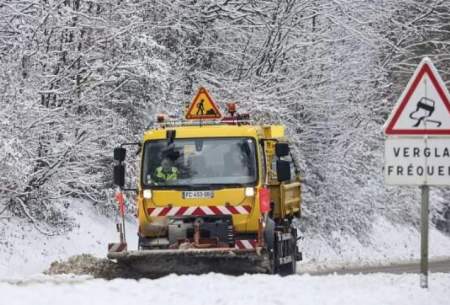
[142,137,258,188]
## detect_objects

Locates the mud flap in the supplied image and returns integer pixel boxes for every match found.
[273,225,299,275]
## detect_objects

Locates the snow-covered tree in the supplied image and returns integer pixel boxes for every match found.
[1,0,449,239]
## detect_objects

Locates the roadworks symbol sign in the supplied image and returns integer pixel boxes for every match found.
[186,87,222,120]
[384,57,450,135]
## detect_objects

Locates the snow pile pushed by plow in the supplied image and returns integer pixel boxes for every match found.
[46,250,271,278]
[46,254,128,279]
[2,273,449,305]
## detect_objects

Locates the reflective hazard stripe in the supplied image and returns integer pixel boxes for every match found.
[235,206,249,214]
[217,206,232,215]
[166,207,180,216]
[235,239,257,250]
[108,242,127,253]
[149,207,165,217]
[147,205,252,216]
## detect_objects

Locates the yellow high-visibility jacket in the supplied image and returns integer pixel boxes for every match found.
[155,166,178,181]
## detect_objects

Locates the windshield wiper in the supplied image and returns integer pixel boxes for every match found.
[191,183,248,189]
[149,184,214,190]
[212,183,247,188]
[148,183,250,190]
[188,184,215,190]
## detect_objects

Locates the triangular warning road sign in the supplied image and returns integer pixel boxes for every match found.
[384,57,450,135]
[186,87,222,120]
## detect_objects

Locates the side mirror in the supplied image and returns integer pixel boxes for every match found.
[276,160,291,182]
[114,147,126,162]
[113,164,125,187]
[275,143,290,157]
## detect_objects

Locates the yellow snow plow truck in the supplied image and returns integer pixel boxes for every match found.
[108,87,302,276]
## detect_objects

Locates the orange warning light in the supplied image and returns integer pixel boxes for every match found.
[226,102,237,115]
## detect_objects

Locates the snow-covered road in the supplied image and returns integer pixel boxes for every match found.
[1,273,449,305]
[2,203,450,305]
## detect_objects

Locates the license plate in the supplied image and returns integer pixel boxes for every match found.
[182,190,214,199]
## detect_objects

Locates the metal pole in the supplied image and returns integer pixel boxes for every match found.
[122,211,127,243]
[420,184,429,288]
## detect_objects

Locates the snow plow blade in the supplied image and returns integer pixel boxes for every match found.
[107,248,272,276]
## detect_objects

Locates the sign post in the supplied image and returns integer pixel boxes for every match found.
[384,57,450,288]
[420,184,429,288]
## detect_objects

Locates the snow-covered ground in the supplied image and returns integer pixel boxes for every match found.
[301,216,450,271]
[1,201,450,305]
[1,272,449,305]
[0,201,137,277]
[1,200,450,278]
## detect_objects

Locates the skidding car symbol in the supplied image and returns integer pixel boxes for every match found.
[409,97,442,127]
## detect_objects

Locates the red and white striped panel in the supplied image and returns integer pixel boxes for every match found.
[147,205,252,217]
[108,242,127,253]
[235,239,257,250]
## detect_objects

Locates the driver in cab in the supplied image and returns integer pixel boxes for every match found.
[155,157,178,182]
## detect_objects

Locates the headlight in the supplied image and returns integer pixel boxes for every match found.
[143,189,152,199]
[244,187,255,197]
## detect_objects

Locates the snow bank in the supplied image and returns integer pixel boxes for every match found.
[0,201,137,278]
[1,273,449,305]
[300,216,450,269]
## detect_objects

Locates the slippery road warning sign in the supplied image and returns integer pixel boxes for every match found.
[382,57,450,288]
[384,57,450,186]
[186,87,222,120]
[384,57,450,135]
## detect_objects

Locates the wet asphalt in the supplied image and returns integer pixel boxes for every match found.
[300,258,450,275]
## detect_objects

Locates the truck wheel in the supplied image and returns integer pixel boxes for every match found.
[138,235,146,250]
[263,219,276,274]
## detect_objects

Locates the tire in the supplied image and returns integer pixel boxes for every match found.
[138,235,146,250]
